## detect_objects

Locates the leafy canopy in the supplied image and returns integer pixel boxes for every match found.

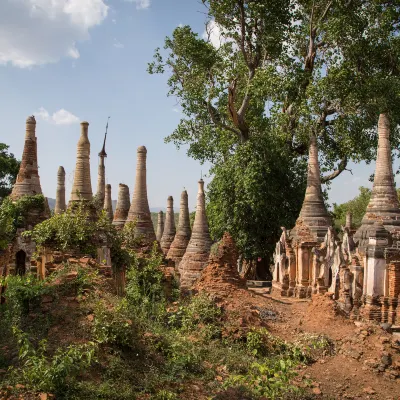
[0,143,20,201]
[149,0,400,259]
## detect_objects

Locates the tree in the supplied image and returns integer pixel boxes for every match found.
[333,186,400,229]
[149,0,400,260]
[0,143,20,200]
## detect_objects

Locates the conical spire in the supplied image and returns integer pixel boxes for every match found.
[293,134,331,242]
[156,211,164,242]
[355,113,400,251]
[126,146,156,243]
[104,184,113,221]
[167,190,191,270]
[70,122,92,203]
[55,166,66,214]
[180,179,212,290]
[160,196,176,255]
[113,183,130,227]
[10,116,43,200]
[96,118,109,204]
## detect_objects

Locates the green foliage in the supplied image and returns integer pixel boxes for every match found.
[92,298,136,348]
[125,243,167,317]
[223,358,299,399]
[10,327,97,394]
[23,201,114,256]
[149,0,400,259]
[0,194,45,250]
[0,143,20,201]
[207,133,307,259]
[0,273,49,319]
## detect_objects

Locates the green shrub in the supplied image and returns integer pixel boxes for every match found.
[92,298,137,349]
[223,358,300,399]
[10,327,97,394]
[0,273,49,319]
[0,195,45,250]
[125,243,167,318]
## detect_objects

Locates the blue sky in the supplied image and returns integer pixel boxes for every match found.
[0,0,396,211]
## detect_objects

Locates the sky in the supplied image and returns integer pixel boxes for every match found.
[0,0,398,212]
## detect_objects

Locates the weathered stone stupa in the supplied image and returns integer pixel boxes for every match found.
[126,146,156,243]
[345,212,352,230]
[113,184,130,227]
[291,134,332,242]
[10,116,43,200]
[355,113,400,252]
[96,131,107,204]
[55,166,66,214]
[104,184,113,221]
[69,122,93,203]
[156,211,164,242]
[160,196,176,255]
[180,179,213,291]
[167,190,191,271]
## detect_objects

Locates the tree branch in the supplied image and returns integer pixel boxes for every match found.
[321,156,348,182]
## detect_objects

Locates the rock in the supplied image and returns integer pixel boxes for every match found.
[40,394,48,400]
[363,387,376,395]
[380,353,392,367]
[312,388,322,395]
[15,384,25,389]
[364,358,379,369]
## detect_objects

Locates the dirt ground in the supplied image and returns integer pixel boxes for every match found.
[247,288,400,400]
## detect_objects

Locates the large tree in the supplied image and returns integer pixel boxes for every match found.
[149,0,400,260]
[0,143,20,201]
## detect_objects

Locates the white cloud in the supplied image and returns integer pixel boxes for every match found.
[35,107,80,125]
[202,20,228,49]
[0,0,108,68]
[113,39,124,49]
[125,0,150,10]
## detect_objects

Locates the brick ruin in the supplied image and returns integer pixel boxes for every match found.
[179,179,212,292]
[126,146,156,244]
[7,116,49,276]
[104,184,113,221]
[156,211,164,242]
[55,166,66,214]
[3,113,400,327]
[113,183,130,227]
[69,121,93,205]
[166,190,191,275]
[160,196,176,255]
[272,113,400,325]
[96,130,107,205]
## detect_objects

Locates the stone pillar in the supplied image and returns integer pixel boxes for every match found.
[104,184,113,221]
[55,166,66,214]
[387,262,400,324]
[161,196,176,255]
[362,221,389,321]
[113,184,130,227]
[69,122,92,203]
[180,179,212,291]
[96,155,106,204]
[10,116,43,200]
[355,114,400,252]
[126,146,156,243]
[156,211,164,242]
[345,212,352,230]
